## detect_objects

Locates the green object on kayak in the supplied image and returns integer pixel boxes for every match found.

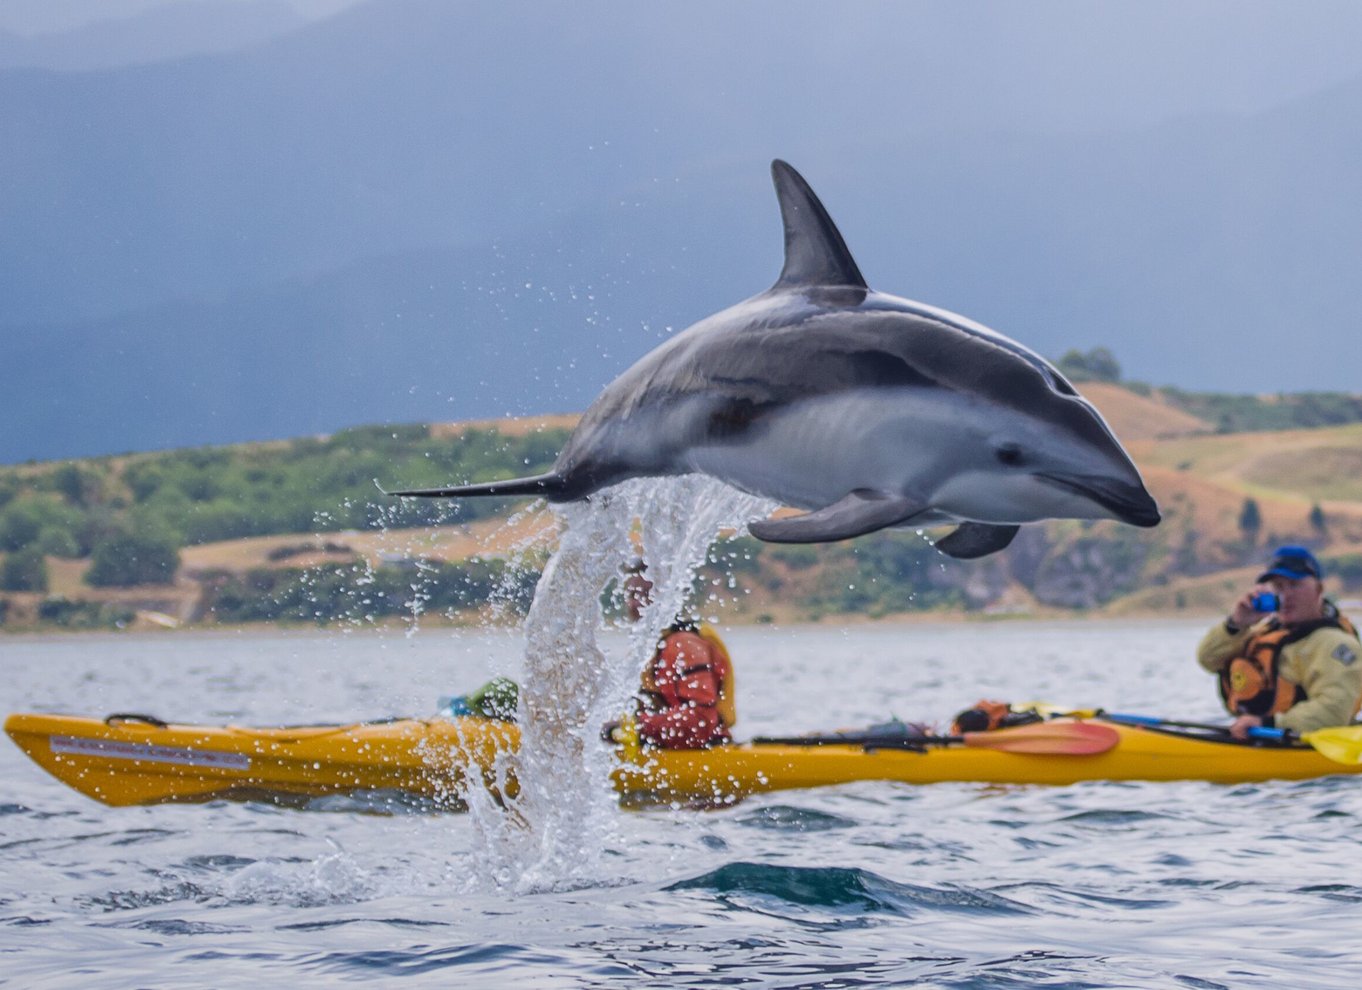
[465,677,519,721]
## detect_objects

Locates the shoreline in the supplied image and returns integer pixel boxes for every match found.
[0,608,1225,641]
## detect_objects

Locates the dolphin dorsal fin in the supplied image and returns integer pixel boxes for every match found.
[771,159,868,291]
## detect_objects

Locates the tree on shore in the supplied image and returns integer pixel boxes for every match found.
[1238,497,1262,546]
[85,529,180,587]
[1,549,48,592]
[1056,347,1121,383]
[1309,503,1328,538]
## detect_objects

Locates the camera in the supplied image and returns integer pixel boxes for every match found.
[1250,591,1280,613]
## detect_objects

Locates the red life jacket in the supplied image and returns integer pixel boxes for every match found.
[1220,611,1359,717]
[637,625,733,749]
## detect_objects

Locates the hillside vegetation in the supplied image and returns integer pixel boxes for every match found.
[5,388,1362,631]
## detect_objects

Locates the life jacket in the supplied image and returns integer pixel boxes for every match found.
[640,622,736,730]
[698,624,737,729]
[1219,608,1360,717]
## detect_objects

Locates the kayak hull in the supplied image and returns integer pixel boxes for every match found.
[6,712,1359,810]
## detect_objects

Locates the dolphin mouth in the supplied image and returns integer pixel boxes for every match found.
[1037,473,1161,528]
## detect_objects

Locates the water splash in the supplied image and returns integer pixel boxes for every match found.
[221,847,375,906]
[464,476,772,892]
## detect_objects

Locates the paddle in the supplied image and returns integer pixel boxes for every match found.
[1277,725,1362,765]
[1097,711,1362,766]
[752,720,1118,756]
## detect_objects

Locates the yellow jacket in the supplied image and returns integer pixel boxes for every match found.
[1197,617,1362,734]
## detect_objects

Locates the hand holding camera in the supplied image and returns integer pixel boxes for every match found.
[1250,590,1280,613]
[1229,585,1279,630]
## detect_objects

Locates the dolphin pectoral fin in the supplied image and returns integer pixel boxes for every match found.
[933,523,1020,560]
[748,489,922,544]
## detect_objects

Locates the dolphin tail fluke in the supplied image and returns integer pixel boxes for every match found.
[934,523,1020,560]
[380,472,571,501]
[770,160,868,291]
[748,489,921,544]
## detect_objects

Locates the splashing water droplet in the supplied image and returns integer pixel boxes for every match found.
[462,476,773,892]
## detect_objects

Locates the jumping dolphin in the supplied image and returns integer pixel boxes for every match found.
[388,160,1159,558]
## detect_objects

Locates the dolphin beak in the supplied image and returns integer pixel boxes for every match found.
[1037,473,1161,528]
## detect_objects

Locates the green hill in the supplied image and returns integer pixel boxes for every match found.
[5,390,1362,631]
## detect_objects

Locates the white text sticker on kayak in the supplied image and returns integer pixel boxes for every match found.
[50,735,251,771]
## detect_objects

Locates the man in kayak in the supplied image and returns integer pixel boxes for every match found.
[1198,545,1362,740]
[604,559,736,749]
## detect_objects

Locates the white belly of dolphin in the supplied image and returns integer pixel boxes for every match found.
[685,390,971,517]
[684,389,1119,527]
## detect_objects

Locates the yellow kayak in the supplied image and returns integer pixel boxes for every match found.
[7,711,1360,810]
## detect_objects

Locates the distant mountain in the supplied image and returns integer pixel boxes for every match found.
[4,0,1362,463]
[0,0,196,36]
[8,91,1362,464]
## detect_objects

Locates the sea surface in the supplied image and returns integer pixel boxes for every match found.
[3,619,1361,988]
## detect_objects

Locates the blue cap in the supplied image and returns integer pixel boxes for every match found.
[1257,545,1323,583]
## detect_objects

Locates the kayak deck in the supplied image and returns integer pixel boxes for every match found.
[6,712,1357,811]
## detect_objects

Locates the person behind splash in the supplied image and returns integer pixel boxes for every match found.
[603,558,736,750]
[1198,545,1362,740]
[447,559,736,750]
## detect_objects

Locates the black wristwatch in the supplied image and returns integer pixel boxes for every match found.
[1224,618,1242,635]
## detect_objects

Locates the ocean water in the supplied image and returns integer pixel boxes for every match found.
[3,620,1361,988]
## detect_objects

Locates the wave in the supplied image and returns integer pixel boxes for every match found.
[733,805,857,832]
[665,861,1032,916]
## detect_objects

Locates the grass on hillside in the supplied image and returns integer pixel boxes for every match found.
[9,390,1362,629]
[1134,423,1362,504]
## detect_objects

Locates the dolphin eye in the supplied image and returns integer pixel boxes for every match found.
[995,444,1024,466]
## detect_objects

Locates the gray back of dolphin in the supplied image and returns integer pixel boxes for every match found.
[388,161,1160,558]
